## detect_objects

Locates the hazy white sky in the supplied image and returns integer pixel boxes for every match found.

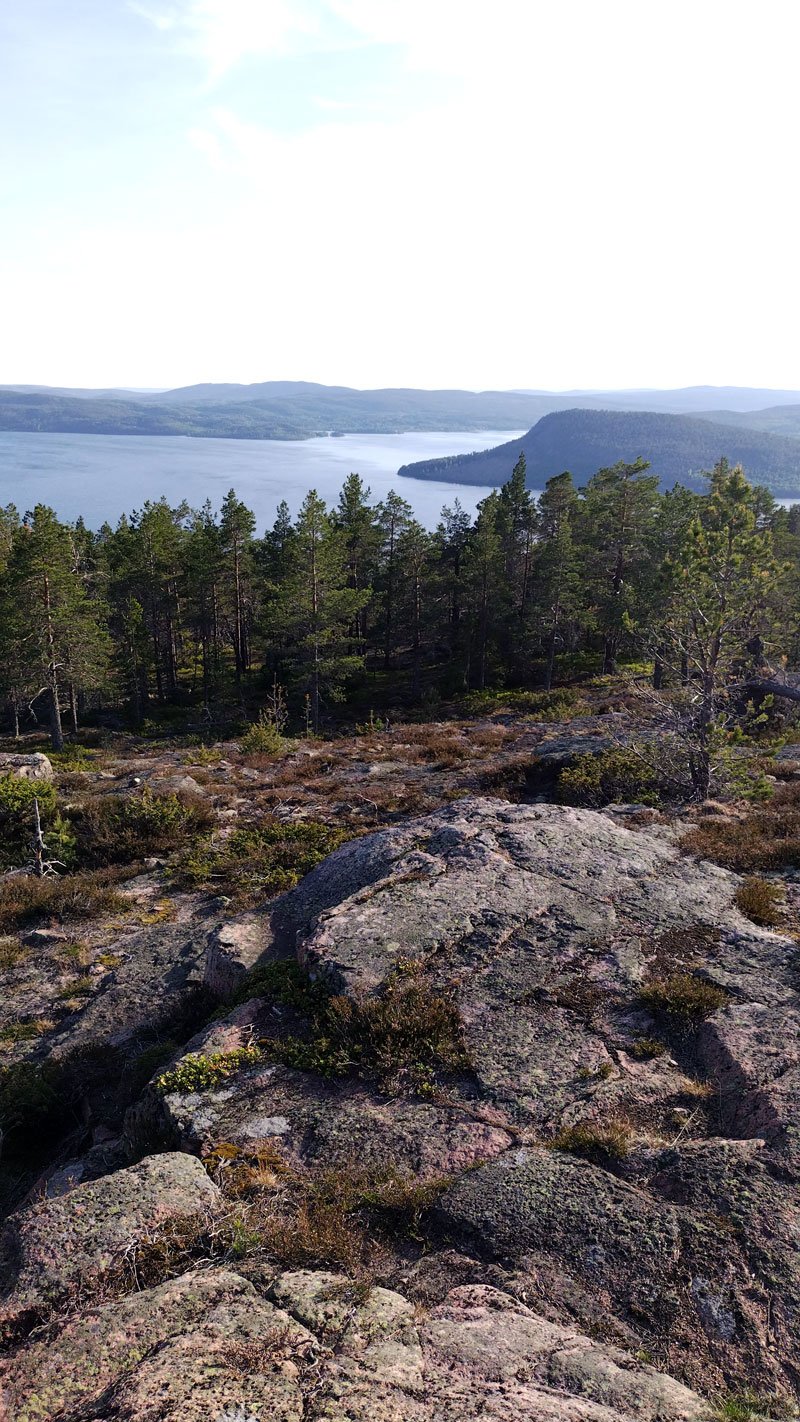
[2,0,799,391]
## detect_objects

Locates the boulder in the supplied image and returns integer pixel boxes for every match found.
[0,752,52,781]
[0,1267,313,1422]
[0,1152,221,1333]
[0,1265,710,1422]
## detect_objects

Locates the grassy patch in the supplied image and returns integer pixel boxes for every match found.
[0,869,128,933]
[713,1392,797,1421]
[0,1018,55,1048]
[640,972,729,1024]
[173,819,348,901]
[734,876,785,927]
[629,1036,667,1060]
[457,687,587,720]
[550,1117,634,1164]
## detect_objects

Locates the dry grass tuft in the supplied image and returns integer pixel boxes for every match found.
[550,1116,634,1164]
[640,972,729,1024]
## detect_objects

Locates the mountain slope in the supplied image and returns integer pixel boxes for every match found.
[398,408,800,495]
[4,382,800,442]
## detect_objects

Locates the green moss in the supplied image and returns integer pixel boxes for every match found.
[156,1044,264,1094]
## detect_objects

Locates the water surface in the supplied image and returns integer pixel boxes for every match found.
[0,429,526,531]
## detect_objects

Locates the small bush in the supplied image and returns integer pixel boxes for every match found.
[558,748,659,808]
[0,869,128,933]
[71,788,214,867]
[239,714,285,758]
[734,876,785,927]
[0,775,76,870]
[550,1117,634,1163]
[640,972,729,1024]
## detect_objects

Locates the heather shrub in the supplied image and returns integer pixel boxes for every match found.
[640,972,728,1023]
[684,783,800,871]
[71,788,213,866]
[0,868,128,932]
[734,876,785,926]
[174,819,347,901]
[558,748,659,807]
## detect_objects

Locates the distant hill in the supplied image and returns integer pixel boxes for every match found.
[398,408,800,496]
[3,381,800,442]
[696,404,800,441]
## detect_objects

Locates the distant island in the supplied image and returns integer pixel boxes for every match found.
[399,408,800,497]
[3,380,800,445]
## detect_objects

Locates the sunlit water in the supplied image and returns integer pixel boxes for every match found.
[0,429,528,532]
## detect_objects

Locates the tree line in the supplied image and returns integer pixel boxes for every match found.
[2,456,799,781]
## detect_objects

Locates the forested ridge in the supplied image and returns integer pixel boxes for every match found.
[400,407,800,494]
[3,453,800,795]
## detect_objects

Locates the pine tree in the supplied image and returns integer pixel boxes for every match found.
[334,473,379,652]
[0,506,109,749]
[578,458,661,673]
[219,489,256,683]
[395,518,435,698]
[273,492,369,731]
[375,491,413,669]
[464,492,504,690]
[660,461,786,798]
[534,472,581,689]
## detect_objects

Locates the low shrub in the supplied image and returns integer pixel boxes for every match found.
[550,1117,634,1163]
[734,876,785,927]
[0,868,128,933]
[269,964,471,1094]
[174,819,347,901]
[557,748,659,808]
[640,972,729,1024]
[0,775,76,871]
[70,788,214,867]
[683,781,800,871]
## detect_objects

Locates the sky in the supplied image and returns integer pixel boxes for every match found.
[1,0,799,393]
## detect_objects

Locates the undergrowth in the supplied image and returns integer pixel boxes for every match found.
[173,819,348,901]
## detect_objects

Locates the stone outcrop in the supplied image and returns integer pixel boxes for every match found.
[0,1153,221,1335]
[3,797,800,1417]
[0,753,52,781]
[0,1257,708,1422]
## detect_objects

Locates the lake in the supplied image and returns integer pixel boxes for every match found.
[0,429,526,532]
